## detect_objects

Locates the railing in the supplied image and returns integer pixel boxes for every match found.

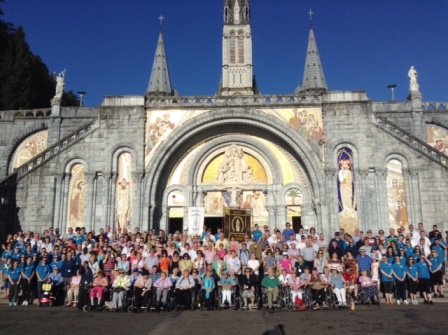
[0,121,98,193]
[373,101,448,113]
[373,116,448,169]
[0,108,52,121]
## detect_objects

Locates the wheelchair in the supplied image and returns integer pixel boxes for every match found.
[174,288,196,311]
[216,285,241,310]
[261,286,281,311]
[278,286,294,311]
[301,286,314,310]
[82,287,119,312]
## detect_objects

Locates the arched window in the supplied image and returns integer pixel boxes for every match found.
[336,147,358,233]
[386,159,408,230]
[67,163,86,231]
[10,130,48,173]
[115,152,133,230]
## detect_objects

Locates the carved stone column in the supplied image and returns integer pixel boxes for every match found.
[84,172,95,232]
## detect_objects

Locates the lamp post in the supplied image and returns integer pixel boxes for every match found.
[77,91,86,107]
[387,84,397,101]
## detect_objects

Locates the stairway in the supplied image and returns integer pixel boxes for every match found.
[0,120,98,193]
[372,116,448,170]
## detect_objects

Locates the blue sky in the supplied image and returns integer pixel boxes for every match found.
[2,0,448,107]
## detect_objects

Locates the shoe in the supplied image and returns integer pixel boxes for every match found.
[423,300,429,304]
[13,302,17,306]
[414,300,418,305]
[429,301,434,305]
[65,302,72,307]
[22,301,28,306]
[269,307,274,313]
[403,300,409,305]
[439,294,444,298]
[9,302,12,306]
[396,300,401,305]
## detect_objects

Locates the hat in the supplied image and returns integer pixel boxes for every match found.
[332,267,340,272]
[301,235,306,239]
[202,242,208,247]
[282,252,288,256]
[335,232,340,236]
[132,268,139,272]
[359,246,366,251]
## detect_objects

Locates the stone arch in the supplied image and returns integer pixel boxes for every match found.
[110,145,139,173]
[4,122,48,176]
[63,157,89,174]
[332,142,360,170]
[143,108,326,232]
[383,153,410,170]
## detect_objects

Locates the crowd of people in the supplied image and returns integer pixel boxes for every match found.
[1,222,447,313]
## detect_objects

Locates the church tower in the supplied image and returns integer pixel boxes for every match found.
[300,11,328,93]
[147,17,174,96]
[219,0,258,96]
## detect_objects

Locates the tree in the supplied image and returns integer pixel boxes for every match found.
[62,90,80,107]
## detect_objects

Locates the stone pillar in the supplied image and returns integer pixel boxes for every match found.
[407,170,423,224]
[377,169,390,233]
[324,169,338,235]
[410,89,424,140]
[301,203,316,232]
[60,173,70,234]
[108,173,117,230]
[355,170,367,233]
[91,173,99,232]
[84,172,95,232]
[132,172,143,231]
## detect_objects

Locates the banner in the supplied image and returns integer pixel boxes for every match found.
[187,207,205,236]
[224,208,251,242]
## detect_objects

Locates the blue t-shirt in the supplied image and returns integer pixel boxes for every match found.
[252,229,262,242]
[1,250,13,260]
[416,261,430,279]
[22,263,36,278]
[392,263,407,280]
[36,263,51,281]
[432,245,446,263]
[429,257,441,272]
[73,234,85,246]
[2,263,11,277]
[379,262,394,282]
[9,267,21,281]
[403,245,414,257]
[282,229,295,242]
[407,264,418,279]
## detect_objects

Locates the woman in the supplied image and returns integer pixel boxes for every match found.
[170,251,180,274]
[320,266,331,285]
[191,269,202,303]
[412,246,423,263]
[279,252,292,274]
[359,270,379,304]
[89,270,108,306]
[392,255,408,305]
[263,250,276,272]
[193,251,206,276]
[66,269,82,307]
[309,227,318,239]
[307,267,326,310]
[429,249,444,298]
[379,255,394,304]
[328,252,342,272]
[229,235,240,253]
[406,257,419,304]
[247,252,260,277]
[216,243,227,261]
[314,250,327,274]
[201,270,216,310]
[102,248,116,280]
[385,246,395,264]
[212,254,226,278]
[330,268,347,307]
[8,260,21,306]
[133,270,152,309]
[20,256,35,306]
[288,271,303,306]
[179,253,194,273]
[41,237,53,254]
[175,269,195,307]
[36,258,51,299]
[153,271,172,308]
[116,254,130,274]
[273,248,282,272]
[166,242,177,258]
[111,270,131,310]
[159,250,170,275]
[131,252,145,273]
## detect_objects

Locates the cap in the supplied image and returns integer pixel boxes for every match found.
[359,246,366,251]
[301,235,306,239]
[282,252,288,256]
[132,268,139,272]
[335,232,340,236]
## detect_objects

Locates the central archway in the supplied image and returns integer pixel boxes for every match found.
[143,108,328,233]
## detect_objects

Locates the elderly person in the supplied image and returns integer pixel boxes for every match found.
[134,269,152,309]
[201,270,216,310]
[154,271,172,308]
[307,267,326,310]
[218,270,236,306]
[330,268,347,307]
[358,270,379,304]
[261,267,279,313]
[90,270,108,307]
[111,270,131,310]
[66,269,82,307]
[175,269,195,307]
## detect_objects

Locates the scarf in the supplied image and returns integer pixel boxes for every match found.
[203,276,214,299]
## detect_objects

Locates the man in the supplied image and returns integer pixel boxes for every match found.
[72,228,85,247]
[261,268,279,313]
[214,233,229,250]
[61,228,75,242]
[407,224,419,245]
[419,230,431,248]
[252,224,262,242]
[328,232,344,250]
[133,270,152,309]
[429,225,439,241]
[239,243,250,272]
[144,249,159,272]
[344,238,359,258]
[386,228,398,245]
[301,240,316,269]
[202,243,216,266]
[282,222,295,242]
[249,238,263,261]
[352,229,361,243]
[356,247,372,276]
[61,252,77,287]
[296,235,306,250]
[328,240,343,260]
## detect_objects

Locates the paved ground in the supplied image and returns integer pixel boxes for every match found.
[0,303,448,335]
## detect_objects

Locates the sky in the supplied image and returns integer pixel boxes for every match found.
[2,0,448,107]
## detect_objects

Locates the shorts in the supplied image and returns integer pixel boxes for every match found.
[430,271,443,286]
[441,263,446,275]
[3,280,9,289]
[383,281,394,294]
[242,290,255,299]
[418,278,431,293]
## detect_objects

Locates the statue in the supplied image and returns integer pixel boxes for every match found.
[54,69,66,98]
[408,66,419,91]
[214,144,251,184]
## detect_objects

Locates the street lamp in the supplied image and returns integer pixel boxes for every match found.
[387,84,397,101]
[77,91,87,107]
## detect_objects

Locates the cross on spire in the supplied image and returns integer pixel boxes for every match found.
[308,8,314,22]
[159,14,164,27]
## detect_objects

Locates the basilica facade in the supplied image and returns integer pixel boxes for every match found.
[0,0,447,240]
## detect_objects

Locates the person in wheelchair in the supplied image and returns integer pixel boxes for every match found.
[307,267,326,310]
[175,269,195,307]
[288,270,304,306]
[240,268,257,310]
[111,270,131,311]
[261,268,280,313]
[359,269,380,305]
[343,265,358,302]
[89,270,108,307]
[154,271,172,309]
[330,268,347,307]
[48,266,64,305]
[133,270,152,309]
[218,270,236,307]
[200,270,216,310]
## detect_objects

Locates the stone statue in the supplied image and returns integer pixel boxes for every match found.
[54,69,66,98]
[214,144,251,184]
[408,66,419,91]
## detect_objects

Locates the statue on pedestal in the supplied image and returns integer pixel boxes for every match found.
[408,66,419,91]
[54,69,66,98]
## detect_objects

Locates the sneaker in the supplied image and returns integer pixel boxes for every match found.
[439,294,444,298]
[403,300,409,305]
[429,301,434,305]
[423,300,429,304]
[13,302,17,306]
[65,302,72,307]
[396,300,401,305]
[414,300,418,305]
[9,302,12,306]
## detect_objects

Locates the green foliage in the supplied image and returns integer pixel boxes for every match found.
[62,90,80,107]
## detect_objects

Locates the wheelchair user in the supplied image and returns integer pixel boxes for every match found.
[154,271,172,307]
[261,268,280,313]
[175,269,195,307]
[218,270,236,306]
[133,269,152,308]
[111,269,131,310]
[240,267,257,310]
[201,270,216,310]
[89,270,108,307]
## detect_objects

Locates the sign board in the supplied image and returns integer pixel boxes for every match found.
[224,208,251,242]
[187,207,205,236]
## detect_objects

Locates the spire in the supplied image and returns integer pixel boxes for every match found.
[301,10,328,93]
[147,15,174,96]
